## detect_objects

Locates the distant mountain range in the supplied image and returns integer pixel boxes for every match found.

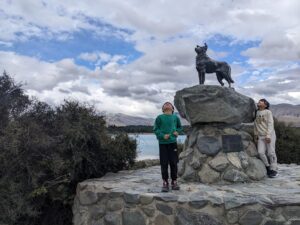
[270,104,300,127]
[101,112,154,127]
[102,104,300,127]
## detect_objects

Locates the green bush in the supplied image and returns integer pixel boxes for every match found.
[0,72,137,225]
[274,119,300,164]
[0,71,30,130]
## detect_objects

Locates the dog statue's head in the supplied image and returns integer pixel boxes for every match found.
[195,43,208,55]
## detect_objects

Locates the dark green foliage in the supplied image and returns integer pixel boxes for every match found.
[108,125,190,134]
[0,71,30,130]
[108,125,154,133]
[0,72,137,225]
[129,159,160,170]
[274,119,300,164]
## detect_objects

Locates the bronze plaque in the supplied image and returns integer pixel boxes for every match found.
[222,135,243,153]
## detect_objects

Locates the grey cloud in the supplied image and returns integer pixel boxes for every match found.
[0,1,131,42]
[90,99,102,105]
[131,94,163,104]
[127,86,147,95]
[1,0,300,113]
[58,89,70,94]
[101,79,131,97]
[69,85,91,95]
[242,34,300,68]
[128,86,159,96]
[2,0,300,46]
[238,65,300,104]
[277,67,300,77]
[251,85,280,96]
[0,52,88,91]
[98,38,233,102]
[254,79,299,95]
[102,77,163,102]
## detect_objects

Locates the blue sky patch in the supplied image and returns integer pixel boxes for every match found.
[206,34,260,65]
[0,27,142,70]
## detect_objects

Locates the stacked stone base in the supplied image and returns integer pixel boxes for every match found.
[73,165,300,225]
[179,124,266,184]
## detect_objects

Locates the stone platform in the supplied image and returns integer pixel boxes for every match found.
[73,164,300,225]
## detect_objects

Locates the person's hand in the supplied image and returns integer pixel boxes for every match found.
[164,134,170,140]
[173,131,179,137]
[265,138,271,144]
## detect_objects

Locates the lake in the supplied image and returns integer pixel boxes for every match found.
[129,134,186,160]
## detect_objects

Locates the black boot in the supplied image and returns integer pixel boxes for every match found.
[269,170,278,178]
[266,166,271,176]
[171,180,180,190]
[161,180,169,192]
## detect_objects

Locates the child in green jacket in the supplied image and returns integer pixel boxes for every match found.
[153,102,182,192]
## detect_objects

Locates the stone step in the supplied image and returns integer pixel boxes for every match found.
[73,164,300,225]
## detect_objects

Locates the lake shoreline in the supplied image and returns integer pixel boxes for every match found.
[129,134,186,160]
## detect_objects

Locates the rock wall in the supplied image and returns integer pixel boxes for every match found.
[178,124,266,184]
[73,165,300,225]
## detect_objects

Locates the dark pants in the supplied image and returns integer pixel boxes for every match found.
[159,142,178,181]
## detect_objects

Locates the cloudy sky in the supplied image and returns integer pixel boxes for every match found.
[0,0,299,118]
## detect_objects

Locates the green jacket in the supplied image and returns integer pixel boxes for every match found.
[153,114,183,144]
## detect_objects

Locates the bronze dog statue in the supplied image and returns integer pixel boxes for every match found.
[195,43,234,87]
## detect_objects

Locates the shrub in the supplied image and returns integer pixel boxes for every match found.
[274,119,300,164]
[0,71,30,130]
[0,72,137,225]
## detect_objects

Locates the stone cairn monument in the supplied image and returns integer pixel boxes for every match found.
[175,85,267,184]
[72,44,300,225]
